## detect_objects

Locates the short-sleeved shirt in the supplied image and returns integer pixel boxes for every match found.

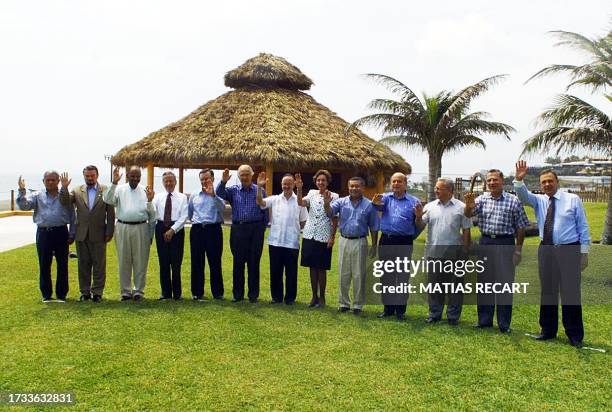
[423,197,472,257]
[330,196,380,238]
[472,191,530,236]
[260,193,308,249]
[302,189,339,243]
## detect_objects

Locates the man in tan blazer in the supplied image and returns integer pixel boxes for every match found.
[60,165,115,302]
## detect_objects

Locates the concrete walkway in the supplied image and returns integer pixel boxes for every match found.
[0,216,36,252]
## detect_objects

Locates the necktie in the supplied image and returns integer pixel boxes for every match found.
[543,196,555,245]
[164,193,172,227]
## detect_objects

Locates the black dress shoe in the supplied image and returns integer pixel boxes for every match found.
[499,328,511,334]
[533,333,556,341]
[159,296,171,301]
[396,314,405,321]
[353,309,362,316]
[249,298,258,303]
[377,312,394,318]
[173,297,182,301]
[269,300,282,304]
[569,339,583,348]
[79,294,91,302]
[473,323,493,329]
[213,296,224,300]
[92,295,102,303]
[338,307,350,313]
[232,298,244,303]
[448,319,459,326]
[285,301,295,305]
[425,317,441,324]
[133,294,142,301]
[121,295,132,301]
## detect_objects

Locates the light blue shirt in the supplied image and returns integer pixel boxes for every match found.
[330,196,379,238]
[17,189,75,236]
[87,185,98,210]
[188,189,226,224]
[513,181,590,253]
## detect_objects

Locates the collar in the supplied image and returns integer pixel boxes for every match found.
[436,197,455,206]
[388,191,408,200]
[239,184,255,192]
[484,191,506,200]
[549,190,562,200]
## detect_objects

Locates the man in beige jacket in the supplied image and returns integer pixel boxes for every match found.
[60,165,115,302]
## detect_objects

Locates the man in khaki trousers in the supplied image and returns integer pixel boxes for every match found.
[60,166,115,302]
[103,166,156,301]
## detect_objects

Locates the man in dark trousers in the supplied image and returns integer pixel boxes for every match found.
[152,171,188,300]
[217,165,268,303]
[514,160,590,347]
[59,166,115,302]
[189,168,226,300]
[464,169,529,333]
[18,171,75,302]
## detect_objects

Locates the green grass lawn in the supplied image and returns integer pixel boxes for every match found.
[1,204,610,410]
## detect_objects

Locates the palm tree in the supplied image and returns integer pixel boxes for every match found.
[523,28,612,244]
[348,74,514,200]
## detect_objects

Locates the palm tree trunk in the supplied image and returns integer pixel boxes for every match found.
[427,153,441,201]
[602,180,612,245]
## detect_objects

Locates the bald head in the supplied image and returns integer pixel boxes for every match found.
[127,166,141,189]
[390,172,407,196]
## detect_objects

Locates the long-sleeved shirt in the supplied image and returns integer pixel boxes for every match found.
[17,189,75,236]
[188,189,226,225]
[217,181,269,225]
[330,196,379,238]
[260,193,308,249]
[103,183,156,238]
[152,190,189,233]
[373,192,421,237]
[513,180,591,253]
[471,191,530,236]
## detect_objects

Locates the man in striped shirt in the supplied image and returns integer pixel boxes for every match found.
[464,169,530,333]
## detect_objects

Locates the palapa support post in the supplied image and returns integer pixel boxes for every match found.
[265,163,274,195]
[147,164,154,189]
[179,167,184,193]
[376,170,384,194]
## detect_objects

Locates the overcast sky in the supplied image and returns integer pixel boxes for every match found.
[0,0,610,184]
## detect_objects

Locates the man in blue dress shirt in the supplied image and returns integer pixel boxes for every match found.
[17,171,75,302]
[189,168,227,300]
[217,165,268,303]
[325,177,379,316]
[514,161,590,347]
[372,172,421,320]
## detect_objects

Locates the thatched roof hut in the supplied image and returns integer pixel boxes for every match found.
[112,53,411,196]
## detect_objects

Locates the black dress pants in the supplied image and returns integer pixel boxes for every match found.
[36,225,69,299]
[190,223,224,299]
[155,221,185,299]
[229,221,265,300]
[269,245,299,303]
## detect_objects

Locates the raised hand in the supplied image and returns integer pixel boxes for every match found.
[112,167,122,185]
[60,172,71,189]
[222,168,230,183]
[323,189,332,206]
[145,186,154,202]
[257,171,267,187]
[18,175,26,191]
[414,202,424,219]
[464,192,476,209]
[203,181,215,196]
[294,173,303,190]
[515,160,528,181]
[372,193,384,205]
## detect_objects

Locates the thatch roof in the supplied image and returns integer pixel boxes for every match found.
[112,53,411,174]
[224,53,313,90]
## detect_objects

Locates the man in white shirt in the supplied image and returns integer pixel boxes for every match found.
[416,178,472,325]
[257,173,308,304]
[103,166,156,301]
[152,171,188,300]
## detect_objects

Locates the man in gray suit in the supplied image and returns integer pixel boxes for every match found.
[60,165,115,302]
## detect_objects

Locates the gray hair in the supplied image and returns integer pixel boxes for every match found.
[238,165,254,175]
[162,171,176,179]
[436,178,454,193]
[43,170,60,180]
